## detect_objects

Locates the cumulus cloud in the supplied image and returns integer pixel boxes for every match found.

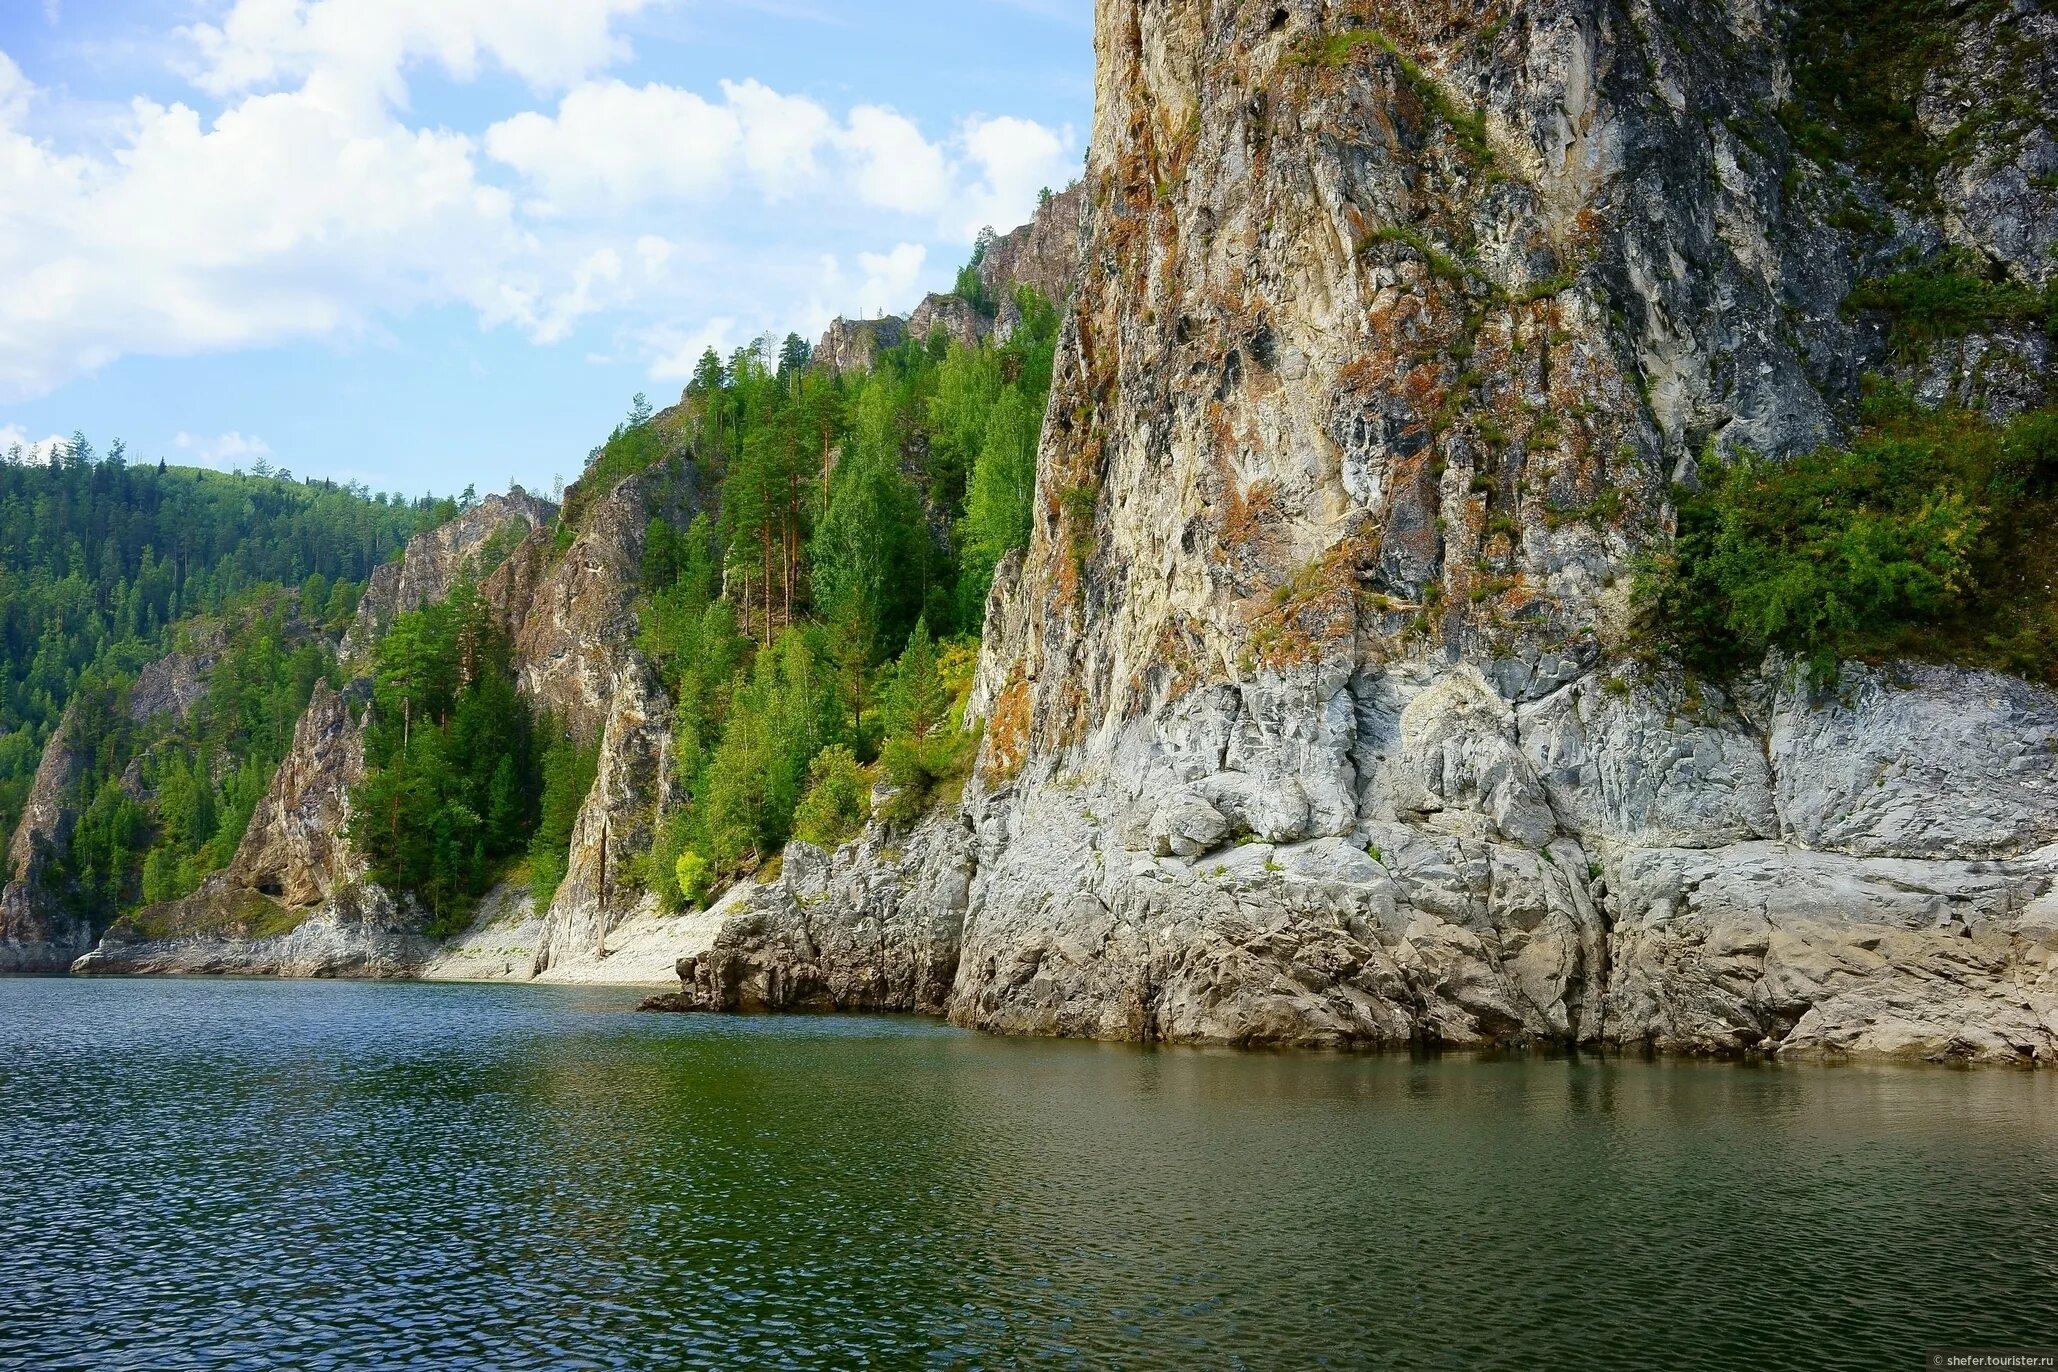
[0,52,30,128]
[841,106,953,215]
[0,423,68,463]
[487,80,740,209]
[0,7,1077,403]
[0,83,522,401]
[174,430,274,468]
[484,82,978,219]
[956,115,1075,238]
[183,0,664,104]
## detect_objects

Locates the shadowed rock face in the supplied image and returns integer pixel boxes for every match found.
[978,181,1091,321]
[4,627,241,972]
[665,0,2058,1063]
[0,705,92,972]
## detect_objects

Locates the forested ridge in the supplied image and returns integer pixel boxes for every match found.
[0,445,430,850]
[343,278,1061,921]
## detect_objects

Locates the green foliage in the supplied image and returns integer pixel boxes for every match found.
[876,623,979,827]
[625,287,1057,907]
[1786,0,2021,207]
[957,385,1044,626]
[1640,393,2058,685]
[32,592,344,930]
[954,227,999,316]
[792,744,871,851]
[700,628,845,869]
[1847,249,2056,355]
[349,586,541,930]
[673,851,713,908]
[559,394,686,539]
[526,729,600,917]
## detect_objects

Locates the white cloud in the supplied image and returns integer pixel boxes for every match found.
[0,13,1074,405]
[722,78,833,200]
[790,242,931,335]
[0,80,523,400]
[183,0,663,104]
[487,80,740,209]
[956,115,1074,238]
[634,234,673,278]
[856,243,928,312]
[175,430,273,468]
[530,246,625,345]
[841,105,953,215]
[484,81,976,220]
[0,52,32,128]
[0,423,68,462]
[645,317,738,381]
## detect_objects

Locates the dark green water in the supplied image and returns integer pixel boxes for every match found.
[1,978,2053,1371]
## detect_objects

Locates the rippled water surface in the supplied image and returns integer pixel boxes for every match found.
[2,978,2054,1370]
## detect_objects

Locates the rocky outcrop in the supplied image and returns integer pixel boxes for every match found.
[509,461,694,976]
[978,180,1091,321]
[811,180,1095,374]
[70,455,710,984]
[77,495,556,978]
[0,704,91,972]
[907,292,992,351]
[74,881,431,979]
[660,0,2058,1063]
[502,464,689,740]
[228,681,369,907]
[341,490,554,668]
[813,316,907,376]
[652,811,974,1015]
[4,630,245,972]
[127,627,222,724]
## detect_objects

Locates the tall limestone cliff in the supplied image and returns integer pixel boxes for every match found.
[669,0,2058,1061]
[507,462,696,976]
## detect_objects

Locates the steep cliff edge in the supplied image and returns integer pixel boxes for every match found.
[0,705,92,972]
[666,0,2058,1061]
[2,636,223,972]
[77,494,557,978]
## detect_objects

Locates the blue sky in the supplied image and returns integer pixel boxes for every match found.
[0,0,1094,499]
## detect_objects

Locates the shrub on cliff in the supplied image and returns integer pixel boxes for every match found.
[792,745,871,852]
[1640,391,2057,684]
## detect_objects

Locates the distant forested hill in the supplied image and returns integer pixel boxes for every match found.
[0,439,433,840]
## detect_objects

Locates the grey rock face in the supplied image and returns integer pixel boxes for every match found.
[0,704,91,972]
[812,317,907,376]
[978,180,1090,314]
[230,681,369,908]
[127,628,222,725]
[664,0,2058,1064]
[1769,663,2058,861]
[657,816,973,1015]
[341,491,553,669]
[74,881,433,980]
[907,293,992,351]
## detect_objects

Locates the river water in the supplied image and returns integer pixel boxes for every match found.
[1,977,2052,1370]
